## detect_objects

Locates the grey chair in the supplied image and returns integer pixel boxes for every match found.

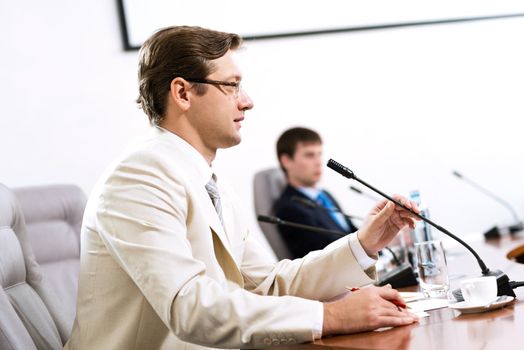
[253,168,292,260]
[0,184,70,350]
[14,184,86,334]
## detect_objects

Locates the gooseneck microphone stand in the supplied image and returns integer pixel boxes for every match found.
[327,159,521,300]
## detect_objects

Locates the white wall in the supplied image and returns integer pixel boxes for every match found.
[1,1,524,258]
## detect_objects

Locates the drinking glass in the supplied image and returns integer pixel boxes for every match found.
[414,240,449,298]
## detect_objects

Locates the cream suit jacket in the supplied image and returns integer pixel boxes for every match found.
[65,128,375,350]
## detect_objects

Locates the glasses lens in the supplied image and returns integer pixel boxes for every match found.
[234,83,241,98]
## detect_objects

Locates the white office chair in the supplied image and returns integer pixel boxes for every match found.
[0,184,70,350]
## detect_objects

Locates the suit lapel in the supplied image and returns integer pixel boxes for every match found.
[211,231,244,287]
[196,184,232,248]
[196,182,244,263]
[197,187,244,286]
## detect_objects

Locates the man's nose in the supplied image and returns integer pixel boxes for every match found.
[238,89,254,111]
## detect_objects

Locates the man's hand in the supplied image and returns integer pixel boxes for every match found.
[357,195,420,256]
[322,285,418,336]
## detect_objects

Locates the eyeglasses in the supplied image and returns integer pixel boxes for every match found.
[186,78,242,98]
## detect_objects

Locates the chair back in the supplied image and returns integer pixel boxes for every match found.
[0,184,70,350]
[14,184,86,334]
[253,168,292,259]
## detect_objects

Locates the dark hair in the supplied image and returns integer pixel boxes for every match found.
[136,26,242,126]
[276,127,322,173]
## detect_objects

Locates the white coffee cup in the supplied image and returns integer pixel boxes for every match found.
[460,276,497,305]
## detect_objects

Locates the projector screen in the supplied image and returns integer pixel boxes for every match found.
[117,0,524,50]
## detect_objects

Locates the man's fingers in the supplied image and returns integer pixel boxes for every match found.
[410,200,420,213]
[392,196,421,215]
[396,206,420,219]
[377,299,404,312]
[376,304,417,320]
[376,315,418,327]
[374,201,396,224]
[376,306,412,317]
[398,209,418,218]
[376,286,402,301]
[392,194,413,208]
[370,199,388,214]
[403,217,416,229]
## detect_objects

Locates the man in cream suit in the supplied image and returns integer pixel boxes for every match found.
[66,26,419,350]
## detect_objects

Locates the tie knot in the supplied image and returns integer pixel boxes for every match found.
[316,191,327,202]
[316,191,332,208]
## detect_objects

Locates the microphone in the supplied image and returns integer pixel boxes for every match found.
[327,159,518,300]
[349,185,380,202]
[258,214,418,288]
[452,170,523,238]
[258,215,345,237]
[290,195,364,221]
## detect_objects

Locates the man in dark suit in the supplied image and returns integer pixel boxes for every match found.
[274,127,358,258]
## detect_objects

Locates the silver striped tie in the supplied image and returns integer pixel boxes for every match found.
[205,175,225,228]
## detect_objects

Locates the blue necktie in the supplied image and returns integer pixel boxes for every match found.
[316,191,349,232]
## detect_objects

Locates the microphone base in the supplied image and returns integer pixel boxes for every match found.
[483,223,523,239]
[484,225,501,239]
[509,222,524,235]
[377,264,418,289]
[452,269,515,302]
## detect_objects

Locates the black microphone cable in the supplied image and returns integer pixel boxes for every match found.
[383,246,402,266]
[509,281,524,289]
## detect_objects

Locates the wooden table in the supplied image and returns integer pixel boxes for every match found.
[279,233,524,350]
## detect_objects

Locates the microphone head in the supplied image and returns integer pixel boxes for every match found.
[349,185,362,194]
[452,170,463,178]
[327,159,355,179]
[257,215,282,225]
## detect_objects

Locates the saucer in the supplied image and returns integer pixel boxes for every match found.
[449,295,515,314]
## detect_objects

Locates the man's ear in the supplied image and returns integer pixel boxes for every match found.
[280,154,293,171]
[169,77,191,111]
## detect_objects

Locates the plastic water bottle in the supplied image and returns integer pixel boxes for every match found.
[409,190,433,243]
[405,190,434,274]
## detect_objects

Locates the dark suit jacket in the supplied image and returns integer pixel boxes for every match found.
[273,185,358,259]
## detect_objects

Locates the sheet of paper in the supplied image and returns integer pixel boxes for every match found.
[412,310,430,318]
[399,292,425,303]
[408,298,450,312]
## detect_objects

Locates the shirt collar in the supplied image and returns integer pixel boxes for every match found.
[297,186,322,200]
[155,126,214,186]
